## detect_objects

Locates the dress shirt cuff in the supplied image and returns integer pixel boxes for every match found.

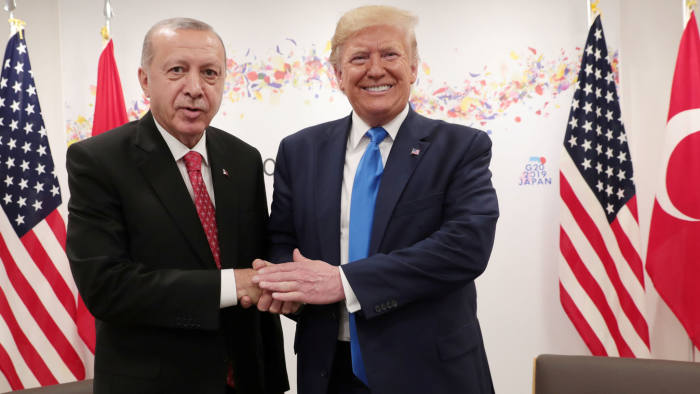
[339,266,361,313]
[220,269,238,308]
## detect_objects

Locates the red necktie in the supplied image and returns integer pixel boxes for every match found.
[183,152,235,388]
[183,151,221,269]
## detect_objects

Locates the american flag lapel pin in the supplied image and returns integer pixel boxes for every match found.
[222,168,229,177]
[410,147,421,156]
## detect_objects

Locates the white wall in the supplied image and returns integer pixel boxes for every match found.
[1,1,696,393]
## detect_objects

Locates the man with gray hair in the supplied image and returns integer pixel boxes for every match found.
[254,5,498,394]
[66,17,288,394]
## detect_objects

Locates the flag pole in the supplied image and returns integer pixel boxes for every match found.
[682,0,698,364]
[101,0,114,44]
[4,0,16,36]
[587,0,592,27]
[3,0,13,21]
[4,0,24,40]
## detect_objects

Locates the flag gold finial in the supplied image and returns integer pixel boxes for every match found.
[685,0,697,26]
[591,0,602,17]
[8,17,25,39]
[100,25,109,42]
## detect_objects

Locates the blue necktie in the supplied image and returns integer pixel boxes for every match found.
[348,126,388,385]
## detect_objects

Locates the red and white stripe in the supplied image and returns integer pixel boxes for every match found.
[559,151,650,357]
[0,206,94,391]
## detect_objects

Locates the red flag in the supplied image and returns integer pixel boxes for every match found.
[91,39,127,136]
[647,12,700,349]
[559,16,649,357]
[74,37,130,358]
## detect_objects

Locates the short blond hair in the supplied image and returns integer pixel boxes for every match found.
[330,5,418,70]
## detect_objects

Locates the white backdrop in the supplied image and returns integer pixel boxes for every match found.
[0,0,694,393]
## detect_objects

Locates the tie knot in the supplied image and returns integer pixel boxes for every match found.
[183,151,202,172]
[367,127,388,145]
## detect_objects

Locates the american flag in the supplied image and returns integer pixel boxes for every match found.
[0,31,93,390]
[559,15,649,357]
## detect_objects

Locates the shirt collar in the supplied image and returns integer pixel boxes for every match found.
[348,103,409,150]
[153,117,210,166]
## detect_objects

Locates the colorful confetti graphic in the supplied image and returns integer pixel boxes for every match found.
[412,48,575,126]
[65,40,620,144]
[224,40,338,103]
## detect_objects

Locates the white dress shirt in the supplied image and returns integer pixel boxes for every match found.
[154,119,238,308]
[337,104,409,340]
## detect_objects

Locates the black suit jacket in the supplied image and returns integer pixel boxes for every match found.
[268,109,498,394]
[66,112,288,394]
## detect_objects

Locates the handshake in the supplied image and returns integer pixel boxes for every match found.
[234,248,347,314]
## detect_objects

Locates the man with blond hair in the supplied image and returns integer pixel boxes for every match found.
[66,18,288,394]
[254,5,498,394]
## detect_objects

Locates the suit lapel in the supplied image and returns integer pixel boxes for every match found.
[132,112,217,269]
[315,116,352,266]
[206,130,240,269]
[370,109,433,253]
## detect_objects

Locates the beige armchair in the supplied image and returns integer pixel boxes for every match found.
[10,379,92,393]
[533,354,700,394]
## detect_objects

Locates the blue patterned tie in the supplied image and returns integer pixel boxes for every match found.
[348,126,388,385]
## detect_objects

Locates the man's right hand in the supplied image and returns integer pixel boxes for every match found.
[235,268,262,308]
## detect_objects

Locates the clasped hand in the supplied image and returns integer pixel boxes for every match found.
[238,249,345,314]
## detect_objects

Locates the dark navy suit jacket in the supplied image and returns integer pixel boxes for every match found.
[268,108,499,394]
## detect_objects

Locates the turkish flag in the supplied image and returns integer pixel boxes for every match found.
[647,12,700,349]
[91,39,128,136]
[76,38,129,352]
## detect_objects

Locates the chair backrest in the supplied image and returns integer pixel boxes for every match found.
[534,354,700,394]
[10,379,93,394]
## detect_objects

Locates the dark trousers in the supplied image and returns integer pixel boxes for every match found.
[328,341,371,394]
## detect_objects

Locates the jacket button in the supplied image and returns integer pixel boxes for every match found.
[321,370,328,378]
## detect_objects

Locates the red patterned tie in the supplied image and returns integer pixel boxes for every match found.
[183,151,221,269]
[183,152,234,387]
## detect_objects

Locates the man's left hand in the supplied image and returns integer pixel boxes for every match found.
[252,259,302,314]
[252,249,345,305]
